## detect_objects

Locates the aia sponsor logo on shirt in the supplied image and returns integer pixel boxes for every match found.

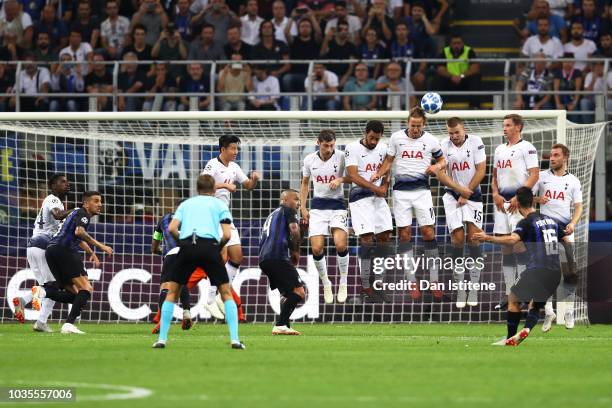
[315,175,337,183]
[401,150,424,159]
[496,159,512,168]
[544,189,565,201]
[451,161,471,171]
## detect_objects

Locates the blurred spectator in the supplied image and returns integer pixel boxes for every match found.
[359,27,388,79]
[284,16,321,92]
[304,62,341,110]
[71,1,100,49]
[404,2,437,60]
[174,0,194,41]
[526,0,571,18]
[0,0,33,49]
[520,0,567,42]
[362,0,394,43]
[435,32,481,109]
[241,0,263,46]
[152,23,188,81]
[190,0,240,46]
[7,0,45,22]
[10,53,50,112]
[143,63,178,111]
[132,0,169,46]
[218,53,253,110]
[33,4,68,51]
[188,24,226,75]
[320,20,357,88]
[59,29,93,76]
[376,61,415,110]
[343,62,377,110]
[514,53,553,110]
[390,21,426,91]
[521,16,564,61]
[121,24,153,76]
[564,21,597,72]
[271,0,295,44]
[224,25,252,60]
[598,31,612,57]
[85,53,113,111]
[325,1,362,46]
[580,60,612,122]
[33,32,58,68]
[553,53,582,118]
[118,52,146,111]
[49,53,85,112]
[572,0,608,43]
[178,63,212,110]
[0,63,14,112]
[1,28,23,60]
[251,20,290,79]
[190,0,211,14]
[249,65,279,110]
[100,0,131,60]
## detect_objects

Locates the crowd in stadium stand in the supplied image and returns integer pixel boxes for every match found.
[0,0,611,118]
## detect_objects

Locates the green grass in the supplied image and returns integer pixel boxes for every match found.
[1,323,612,407]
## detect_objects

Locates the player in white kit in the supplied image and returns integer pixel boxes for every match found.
[534,144,582,331]
[373,107,446,301]
[300,130,350,304]
[492,114,539,304]
[13,174,74,332]
[345,120,393,303]
[201,134,260,321]
[435,117,486,308]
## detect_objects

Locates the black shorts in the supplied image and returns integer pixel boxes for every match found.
[170,238,228,286]
[511,267,561,303]
[160,253,179,284]
[259,259,304,297]
[45,245,87,287]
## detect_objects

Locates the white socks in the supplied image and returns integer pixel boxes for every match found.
[337,253,349,285]
[38,298,55,324]
[314,256,330,285]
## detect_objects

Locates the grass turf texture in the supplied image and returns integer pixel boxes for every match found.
[1,323,611,407]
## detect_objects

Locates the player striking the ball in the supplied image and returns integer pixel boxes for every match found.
[300,129,349,304]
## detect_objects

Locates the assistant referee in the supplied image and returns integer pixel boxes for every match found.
[152,174,245,350]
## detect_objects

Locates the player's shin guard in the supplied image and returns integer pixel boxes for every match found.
[66,290,91,324]
[179,286,190,311]
[337,250,349,285]
[502,254,517,295]
[399,241,415,281]
[359,245,373,289]
[424,240,440,283]
[451,246,465,281]
[224,300,240,343]
[38,298,55,324]
[225,260,240,282]
[43,283,76,304]
[313,253,330,284]
[278,292,301,327]
[507,311,522,338]
[525,302,545,330]
[158,301,175,342]
[468,246,483,283]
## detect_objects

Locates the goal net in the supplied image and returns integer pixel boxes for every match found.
[0,111,605,324]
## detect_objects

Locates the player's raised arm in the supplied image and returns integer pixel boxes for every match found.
[474,231,521,246]
[434,167,473,198]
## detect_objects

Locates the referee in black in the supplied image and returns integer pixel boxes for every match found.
[153,174,245,349]
[475,187,573,346]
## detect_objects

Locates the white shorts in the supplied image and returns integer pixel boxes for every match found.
[219,223,241,247]
[392,189,435,228]
[308,209,348,237]
[442,193,484,233]
[493,202,524,235]
[349,196,393,236]
[26,247,55,284]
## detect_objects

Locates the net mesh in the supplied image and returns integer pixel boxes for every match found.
[0,113,605,324]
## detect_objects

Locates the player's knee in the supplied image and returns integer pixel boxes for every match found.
[359,234,374,245]
[293,286,305,300]
[376,231,391,242]
[229,251,243,265]
[311,246,324,257]
[398,228,411,242]
[218,283,232,300]
[421,227,435,241]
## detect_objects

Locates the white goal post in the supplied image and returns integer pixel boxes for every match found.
[0,110,604,325]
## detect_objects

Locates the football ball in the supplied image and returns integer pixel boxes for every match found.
[420,92,443,114]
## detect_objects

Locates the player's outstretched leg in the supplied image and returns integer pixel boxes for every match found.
[273,287,304,335]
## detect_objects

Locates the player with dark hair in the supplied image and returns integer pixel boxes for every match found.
[153,174,244,349]
[474,187,570,346]
[13,174,73,331]
[200,134,260,321]
[300,129,350,304]
[259,189,305,335]
[151,199,194,334]
[33,191,113,334]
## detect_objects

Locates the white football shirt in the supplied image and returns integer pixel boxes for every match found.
[345,139,387,202]
[387,129,443,190]
[32,194,64,239]
[201,157,249,207]
[534,169,582,224]
[494,140,539,199]
[440,134,486,200]
[302,149,345,201]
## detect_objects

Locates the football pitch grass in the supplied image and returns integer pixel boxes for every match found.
[1,323,612,408]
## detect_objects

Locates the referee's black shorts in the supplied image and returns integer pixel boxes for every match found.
[511,267,561,303]
[170,238,228,286]
[259,259,304,297]
[160,253,179,284]
[45,245,87,287]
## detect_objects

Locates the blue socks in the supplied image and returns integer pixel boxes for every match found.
[158,300,175,342]
[224,299,239,343]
